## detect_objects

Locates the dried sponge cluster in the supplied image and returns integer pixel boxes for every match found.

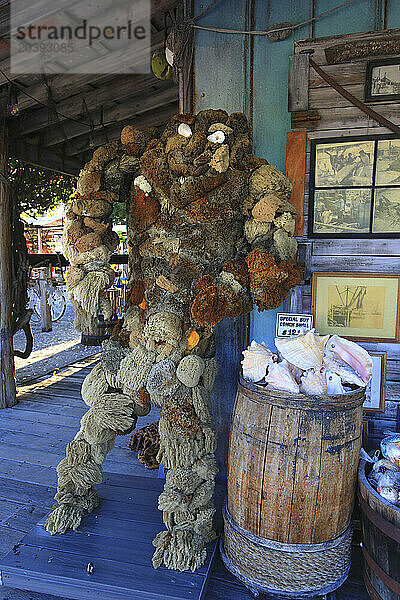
[249,164,292,203]
[121,126,159,156]
[62,138,127,334]
[245,249,302,311]
[129,421,160,469]
[191,270,252,329]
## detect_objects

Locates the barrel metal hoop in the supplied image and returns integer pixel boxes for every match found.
[238,377,365,411]
[224,505,351,553]
[362,545,400,596]
[363,570,384,600]
[358,491,400,544]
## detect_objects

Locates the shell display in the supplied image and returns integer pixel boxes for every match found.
[244,329,373,397]
[275,330,330,371]
[265,360,300,394]
[241,340,275,383]
[325,335,372,384]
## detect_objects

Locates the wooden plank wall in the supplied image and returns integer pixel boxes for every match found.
[292,30,400,447]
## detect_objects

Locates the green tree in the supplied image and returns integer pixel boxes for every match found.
[111,200,127,224]
[9,158,76,215]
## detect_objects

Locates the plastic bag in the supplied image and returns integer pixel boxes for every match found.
[375,470,400,505]
[368,458,399,487]
[381,434,400,467]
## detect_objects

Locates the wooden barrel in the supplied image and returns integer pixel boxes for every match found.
[358,459,400,600]
[221,376,365,598]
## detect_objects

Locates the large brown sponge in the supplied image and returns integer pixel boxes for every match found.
[245,249,302,311]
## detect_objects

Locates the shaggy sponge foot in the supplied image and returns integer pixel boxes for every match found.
[45,504,83,535]
[152,529,207,572]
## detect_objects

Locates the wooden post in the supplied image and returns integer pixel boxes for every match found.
[0,118,17,408]
[38,266,52,332]
[37,226,43,253]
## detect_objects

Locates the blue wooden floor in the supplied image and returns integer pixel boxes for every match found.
[0,356,369,600]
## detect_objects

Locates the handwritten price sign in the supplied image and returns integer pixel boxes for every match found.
[276,313,313,338]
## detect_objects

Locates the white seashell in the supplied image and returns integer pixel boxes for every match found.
[207,130,225,144]
[323,357,366,388]
[300,369,327,395]
[178,123,192,137]
[165,46,174,66]
[275,330,330,371]
[265,360,300,394]
[134,175,152,195]
[242,341,274,383]
[325,335,372,384]
[326,372,345,395]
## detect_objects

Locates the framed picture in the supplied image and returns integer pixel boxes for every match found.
[311,272,400,342]
[363,351,386,413]
[309,135,400,238]
[365,58,400,103]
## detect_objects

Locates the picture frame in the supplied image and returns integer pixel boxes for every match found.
[311,272,400,342]
[308,135,400,239]
[365,58,400,103]
[363,351,386,414]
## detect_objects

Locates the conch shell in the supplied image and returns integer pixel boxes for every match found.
[242,341,275,383]
[325,335,372,384]
[265,360,300,394]
[300,370,327,395]
[323,357,366,388]
[275,330,329,371]
[326,372,345,395]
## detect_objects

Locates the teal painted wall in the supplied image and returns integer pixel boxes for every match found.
[194,0,400,476]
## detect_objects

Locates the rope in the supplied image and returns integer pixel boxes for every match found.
[224,510,352,592]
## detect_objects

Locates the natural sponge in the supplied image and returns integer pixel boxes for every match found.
[245,249,302,311]
[176,355,205,388]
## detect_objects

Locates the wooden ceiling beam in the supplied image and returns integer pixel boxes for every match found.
[0,0,179,31]
[0,28,164,106]
[8,20,162,83]
[37,87,177,147]
[9,139,80,175]
[20,77,174,135]
[64,101,178,157]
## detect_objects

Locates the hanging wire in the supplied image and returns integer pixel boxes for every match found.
[192,0,356,35]
[0,68,93,127]
[0,68,119,131]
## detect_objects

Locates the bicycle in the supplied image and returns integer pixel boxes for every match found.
[28,266,67,323]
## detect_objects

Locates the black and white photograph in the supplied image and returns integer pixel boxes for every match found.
[373,188,400,233]
[365,58,400,102]
[314,140,374,187]
[376,139,400,185]
[313,188,371,234]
